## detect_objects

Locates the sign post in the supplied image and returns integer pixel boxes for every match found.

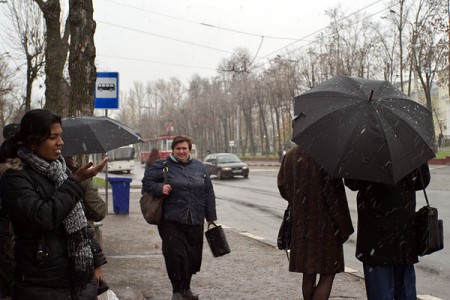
[94,72,119,214]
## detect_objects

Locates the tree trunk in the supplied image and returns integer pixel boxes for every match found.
[35,0,69,115]
[68,0,96,116]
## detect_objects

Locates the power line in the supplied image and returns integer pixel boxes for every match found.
[273,5,396,61]
[97,0,390,75]
[97,54,217,71]
[97,20,233,54]
[256,0,386,62]
[99,0,300,41]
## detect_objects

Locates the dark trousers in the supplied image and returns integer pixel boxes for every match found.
[363,264,416,300]
[158,221,204,293]
[0,221,13,298]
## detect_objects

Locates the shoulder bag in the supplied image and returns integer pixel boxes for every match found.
[140,161,168,225]
[277,204,291,261]
[277,204,291,250]
[415,168,444,256]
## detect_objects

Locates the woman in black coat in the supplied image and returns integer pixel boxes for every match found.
[0,109,108,300]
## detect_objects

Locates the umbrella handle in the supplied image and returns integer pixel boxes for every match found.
[418,167,430,206]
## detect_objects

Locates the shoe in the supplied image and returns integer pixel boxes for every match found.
[172,293,188,300]
[183,289,199,300]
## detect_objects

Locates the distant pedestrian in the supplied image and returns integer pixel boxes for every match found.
[0,109,108,299]
[278,145,354,300]
[142,135,217,300]
[145,148,161,171]
[345,163,430,300]
[438,133,444,148]
[278,149,283,162]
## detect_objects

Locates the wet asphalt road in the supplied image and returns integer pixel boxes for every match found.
[101,161,450,299]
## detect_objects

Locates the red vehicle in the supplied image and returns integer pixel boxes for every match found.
[140,135,174,164]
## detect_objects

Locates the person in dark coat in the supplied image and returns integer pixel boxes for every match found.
[0,109,108,300]
[65,156,107,223]
[0,123,20,299]
[142,135,217,300]
[345,163,430,300]
[277,145,354,300]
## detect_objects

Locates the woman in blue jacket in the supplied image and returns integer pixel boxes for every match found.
[142,135,217,300]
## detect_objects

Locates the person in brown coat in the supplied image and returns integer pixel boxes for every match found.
[277,145,354,300]
[145,148,161,171]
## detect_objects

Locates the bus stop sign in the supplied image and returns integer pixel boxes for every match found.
[95,72,119,109]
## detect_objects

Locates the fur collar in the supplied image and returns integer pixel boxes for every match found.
[0,158,23,177]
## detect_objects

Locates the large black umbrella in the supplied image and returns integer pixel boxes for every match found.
[62,116,142,155]
[292,75,435,185]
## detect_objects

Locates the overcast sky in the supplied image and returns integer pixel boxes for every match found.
[92,0,389,92]
[0,0,390,101]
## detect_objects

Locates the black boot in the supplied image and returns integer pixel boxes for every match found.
[172,292,189,300]
[182,289,199,300]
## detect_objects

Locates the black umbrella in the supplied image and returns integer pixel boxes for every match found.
[292,75,435,185]
[61,116,142,155]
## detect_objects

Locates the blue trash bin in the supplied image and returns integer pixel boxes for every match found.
[107,177,132,214]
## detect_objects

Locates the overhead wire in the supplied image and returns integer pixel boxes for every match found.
[97,54,217,71]
[96,20,233,54]
[99,0,301,41]
[256,0,386,62]
[97,0,390,72]
[272,4,397,61]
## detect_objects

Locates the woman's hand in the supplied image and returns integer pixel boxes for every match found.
[74,157,108,182]
[94,266,104,283]
[162,183,172,195]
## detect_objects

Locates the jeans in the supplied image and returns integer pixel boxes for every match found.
[363,264,416,300]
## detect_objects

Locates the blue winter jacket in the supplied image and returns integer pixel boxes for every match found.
[142,156,217,225]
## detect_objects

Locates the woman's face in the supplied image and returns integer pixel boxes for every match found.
[33,122,64,161]
[173,141,190,161]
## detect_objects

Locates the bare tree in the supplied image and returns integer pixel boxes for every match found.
[116,90,138,129]
[387,0,409,91]
[410,0,447,112]
[3,0,45,112]
[126,81,145,134]
[0,55,21,127]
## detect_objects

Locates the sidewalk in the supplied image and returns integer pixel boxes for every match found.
[99,189,367,300]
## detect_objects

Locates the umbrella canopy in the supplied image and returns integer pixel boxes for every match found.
[292,75,435,185]
[61,116,142,155]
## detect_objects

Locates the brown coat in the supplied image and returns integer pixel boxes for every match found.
[277,146,354,274]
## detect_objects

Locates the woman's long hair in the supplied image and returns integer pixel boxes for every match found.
[0,109,61,162]
[146,148,161,167]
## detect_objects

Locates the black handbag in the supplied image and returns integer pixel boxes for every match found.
[140,161,168,225]
[414,169,444,256]
[415,205,444,256]
[277,204,291,251]
[205,222,231,257]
